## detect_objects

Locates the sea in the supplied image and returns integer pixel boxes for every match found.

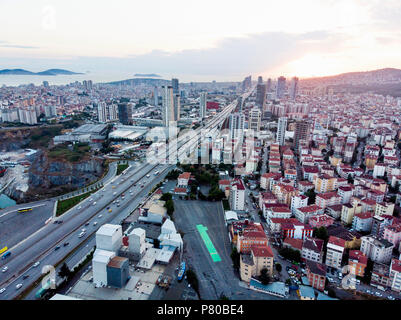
[0,194,16,209]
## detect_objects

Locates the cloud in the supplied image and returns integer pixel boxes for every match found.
[0,30,356,79]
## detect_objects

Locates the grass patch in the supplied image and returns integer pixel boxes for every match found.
[116,162,129,175]
[56,189,98,217]
[48,142,91,163]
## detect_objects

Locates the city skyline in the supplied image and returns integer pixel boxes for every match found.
[1,0,401,82]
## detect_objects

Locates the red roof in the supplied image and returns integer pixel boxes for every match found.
[297,204,322,213]
[391,259,401,273]
[349,250,367,265]
[328,236,346,248]
[251,245,274,258]
[178,172,191,180]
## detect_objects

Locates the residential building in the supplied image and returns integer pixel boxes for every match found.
[229,179,246,211]
[306,260,327,291]
[360,235,394,264]
[302,238,324,263]
[348,250,368,277]
[325,236,346,270]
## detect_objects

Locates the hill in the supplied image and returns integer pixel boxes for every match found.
[0,68,83,76]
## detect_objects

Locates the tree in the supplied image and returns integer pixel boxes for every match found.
[314,226,329,241]
[164,199,175,217]
[347,174,354,185]
[275,263,282,273]
[230,247,240,270]
[305,189,316,205]
[161,193,172,201]
[58,262,71,280]
[260,268,271,285]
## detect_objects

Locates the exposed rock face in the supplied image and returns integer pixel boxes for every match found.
[28,150,104,189]
[0,129,31,151]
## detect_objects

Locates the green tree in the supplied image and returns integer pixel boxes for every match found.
[305,189,316,205]
[314,226,329,241]
[260,268,271,285]
[58,262,72,280]
[275,263,282,273]
[230,247,240,270]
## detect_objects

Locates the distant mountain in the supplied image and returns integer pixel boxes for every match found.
[133,73,161,78]
[0,68,83,76]
[301,68,401,86]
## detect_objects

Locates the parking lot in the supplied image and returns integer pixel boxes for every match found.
[173,199,285,300]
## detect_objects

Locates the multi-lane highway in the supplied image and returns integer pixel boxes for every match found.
[0,89,253,300]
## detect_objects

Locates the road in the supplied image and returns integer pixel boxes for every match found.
[0,88,255,300]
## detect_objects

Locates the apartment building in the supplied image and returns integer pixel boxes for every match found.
[383,224,401,249]
[325,236,346,270]
[360,235,394,264]
[389,259,401,293]
[306,260,327,292]
[229,179,246,211]
[348,250,368,277]
[314,174,337,193]
[302,238,324,263]
[240,245,274,283]
[315,192,341,209]
[295,205,324,224]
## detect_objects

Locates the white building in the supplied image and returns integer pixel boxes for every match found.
[373,164,386,178]
[128,228,146,258]
[276,117,287,146]
[291,194,308,215]
[161,85,175,127]
[360,235,394,264]
[96,224,123,253]
[92,249,116,287]
[325,236,346,270]
[249,107,261,132]
[229,179,246,211]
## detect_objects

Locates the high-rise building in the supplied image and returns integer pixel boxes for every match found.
[237,96,243,112]
[161,85,174,127]
[242,76,252,91]
[276,117,287,146]
[289,77,299,100]
[249,107,261,132]
[229,113,245,140]
[44,105,57,118]
[294,120,310,149]
[256,84,267,108]
[276,76,286,99]
[171,78,179,95]
[266,78,272,92]
[118,103,132,125]
[153,87,159,106]
[43,81,49,88]
[98,102,118,123]
[257,76,263,84]
[17,108,37,125]
[173,94,180,122]
[200,92,207,119]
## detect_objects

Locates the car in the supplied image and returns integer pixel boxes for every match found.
[113,192,117,195]
[117,203,120,207]
[22,275,29,280]
[387,295,395,300]
[81,228,86,232]
[33,261,40,267]
[98,214,103,218]
[89,198,93,202]
[15,283,23,290]
[63,242,69,246]
[77,206,82,210]
[55,246,60,251]
[93,222,98,226]
[375,292,382,297]
[0,288,5,294]
[58,220,63,224]
[85,222,90,226]
[93,202,97,206]
[2,266,8,273]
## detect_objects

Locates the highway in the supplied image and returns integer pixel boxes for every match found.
[0,89,253,300]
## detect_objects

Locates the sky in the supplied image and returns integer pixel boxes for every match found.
[1,0,401,82]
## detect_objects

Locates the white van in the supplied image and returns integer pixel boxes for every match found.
[78,231,85,238]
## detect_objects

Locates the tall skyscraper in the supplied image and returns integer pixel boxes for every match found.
[266,78,272,92]
[229,113,245,140]
[173,94,180,122]
[200,92,207,119]
[276,76,286,99]
[171,78,179,95]
[257,76,263,84]
[276,117,287,146]
[153,87,159,106]
[242,75,252,91]
[237,96,243,112]
[249,107,261,132]
[256,84,267,108]
[118,103,132,125]
[98,102,118,123]
[162,85,174,127]
[289,77,299,100]
[294,120,310,149]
